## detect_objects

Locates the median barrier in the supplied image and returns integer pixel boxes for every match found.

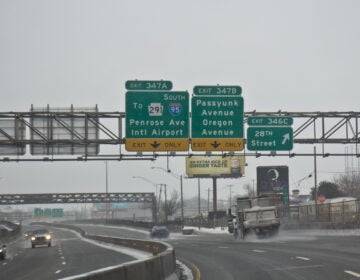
[33,222,176,280]
[182,228,194,235]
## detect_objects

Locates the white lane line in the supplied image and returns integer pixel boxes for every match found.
[296,257,311,261]
[61,256,65,259]
[252,250,266,253]
[62,262,66,265]
[55,270,62,274]
[219,246,229,249]
[345,270,360,278]
[2,262,7,266]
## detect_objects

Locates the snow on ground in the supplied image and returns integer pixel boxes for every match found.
[59,226,152,260]
[182,226,360,237]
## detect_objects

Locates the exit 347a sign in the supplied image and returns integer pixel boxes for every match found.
[125,91,189,151]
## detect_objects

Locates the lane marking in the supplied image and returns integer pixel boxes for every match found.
[252,250,266,253]
[2,262,7,266]
[345,270,360,278]
[62,262,66,265]
[296,257,311,261]
[268,264,324,272]
[218,246,229,249]
[55,270,62,274]
[178,257,201,280]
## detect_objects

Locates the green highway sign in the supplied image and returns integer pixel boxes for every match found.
[192,96,244,138]
[52,208,64,217]
[34,208,64,217]
[191,96,244,151]
[193,85,242,96]
[125,91,189,151]
[125,80,173,91]
[34,208,43,216]
[247,127,293,151]
[247,116,293,126]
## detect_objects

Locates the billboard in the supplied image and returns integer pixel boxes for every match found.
[0,119,26,155]
[186,155,245,178]
[257,166,289,198]
[94,203,129,211]
[30,106,99,155]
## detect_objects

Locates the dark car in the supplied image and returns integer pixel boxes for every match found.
[150,226,170,239]
[30,229,52,248]
[0,244,6,260]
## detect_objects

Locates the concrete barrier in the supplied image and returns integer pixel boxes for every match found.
[182,228,194,235]
[34,223,176,280]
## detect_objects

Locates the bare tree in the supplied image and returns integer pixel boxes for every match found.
[310,181,344,199]
[162,189,181,217]
[334,173,360,199]
[243,183,256,197]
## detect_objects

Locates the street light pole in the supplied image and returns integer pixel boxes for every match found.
[105,161,109,222]
[314,146,318,219]
[180,175,184,228]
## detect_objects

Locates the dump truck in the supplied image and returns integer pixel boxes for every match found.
[228,196,281,239]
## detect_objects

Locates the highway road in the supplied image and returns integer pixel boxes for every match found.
[0,225,148,280]
[68,224,360,280]
[2,224,360,280]
[170,230,360,280]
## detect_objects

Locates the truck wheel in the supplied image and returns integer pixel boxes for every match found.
[32,244,35,248]
[233,229,238,240]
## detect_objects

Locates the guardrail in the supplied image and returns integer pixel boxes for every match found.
[34,223,176,280]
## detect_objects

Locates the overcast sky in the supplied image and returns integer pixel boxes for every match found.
[0,1,360,202]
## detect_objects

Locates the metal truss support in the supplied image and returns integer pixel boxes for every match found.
[0,110,359,160]
[0,192,155,205]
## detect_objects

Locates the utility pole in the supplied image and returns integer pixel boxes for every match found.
[314,146,318,219]
[164,184,168,223]
[212,177,217,228]
[151,167,184,228]
[198,178,201,229]
[207,188,210,213]
[227,184,233,208]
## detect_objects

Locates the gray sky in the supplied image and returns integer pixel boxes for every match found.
[0,1,360,201]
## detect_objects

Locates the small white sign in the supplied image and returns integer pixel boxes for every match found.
[148,103,163,116]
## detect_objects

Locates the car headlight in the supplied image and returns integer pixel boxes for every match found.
[31,237,35,241]
[0,249,3,253]
[45,235,51,240]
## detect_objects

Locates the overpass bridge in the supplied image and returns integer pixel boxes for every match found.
[0,192,154,205]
